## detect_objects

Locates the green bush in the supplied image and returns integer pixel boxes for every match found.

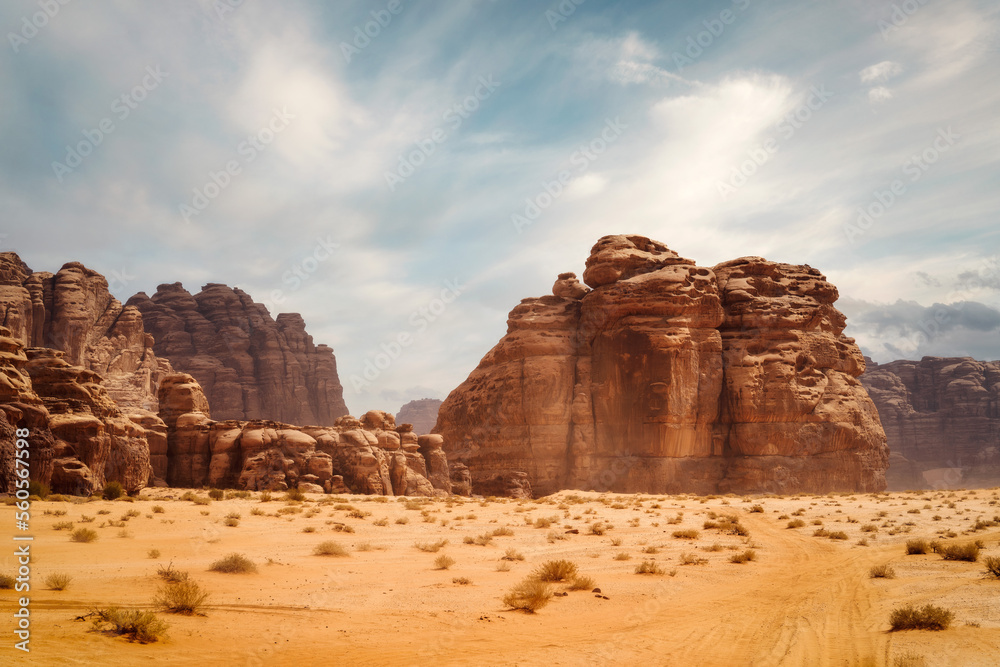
[208,489,224,500]
[102,481,124,500]
[28,480,49,499]
[209,553,258,573]
[889,604,953,631]
[91,607,168,643]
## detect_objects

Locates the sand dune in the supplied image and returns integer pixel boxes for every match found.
[3,488,1000,666]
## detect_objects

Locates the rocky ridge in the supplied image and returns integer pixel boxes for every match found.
[396,398,443,435]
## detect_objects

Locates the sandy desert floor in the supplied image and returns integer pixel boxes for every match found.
[3,487,1000,666]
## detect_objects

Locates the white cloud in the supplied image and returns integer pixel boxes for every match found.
[867,86,894,103]
[859,60,903,83]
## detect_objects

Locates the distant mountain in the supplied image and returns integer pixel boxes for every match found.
[396,398,442,435]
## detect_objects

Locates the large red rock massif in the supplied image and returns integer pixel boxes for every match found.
[396,398,443,435]
[128,283,348,425]
[158,373,451,495]
[861,357,1000,489]
[434,235,888,496]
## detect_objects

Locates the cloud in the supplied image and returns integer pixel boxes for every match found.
[859,60,903,83]
[867,86,894,104]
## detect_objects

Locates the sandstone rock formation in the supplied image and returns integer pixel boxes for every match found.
[158,373,449,495]
[861,357,1000,489]
[396,398,443,435]
[435,235,888,496]
[128,283,348,425]
[0,252,171,411]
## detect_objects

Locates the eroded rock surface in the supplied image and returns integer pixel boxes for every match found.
[158,373,448,494]
[435,235,888,496]
[861,357,1000,489]
[396,398,443,435]
[129,283,348,424]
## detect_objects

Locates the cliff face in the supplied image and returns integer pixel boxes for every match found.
[158,373,449,495]
[860,357,1000,489]
[435,235,888,496]
[128,283,348,425]
[396,399,443,435]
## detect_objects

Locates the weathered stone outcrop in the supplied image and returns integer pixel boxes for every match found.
[435,235,888,496]
[158,373,447,495]
[861,357,1000,489]
[396,398,443,435]
[129,283,348,425]
[0,252,171,411]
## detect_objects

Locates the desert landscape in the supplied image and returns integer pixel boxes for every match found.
[4,487,1000,665]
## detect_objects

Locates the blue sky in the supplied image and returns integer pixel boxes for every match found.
[2,0,999,415]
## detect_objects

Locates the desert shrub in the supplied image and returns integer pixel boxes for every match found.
[154,579,210,614]
[52,521,74,531]
[940,543,980,562]
[151,505,165,514]
[301,526,316,533]
[787,519,805,529]
[635,560,666,575]
[314,541,349,557]
[0,574,15,589]
[225,490,252,500]
[749,504,764,513]
[679,552,707,565]
[285,488,306,501]
[889,604,954,631]
[568,574,595,590]
[501,578,552,613]
[223,517,240,527]
[373,517,389,527]
[705,543,724,552]
[102,481,124,500]
[729,549,757,564]
[984,555,1000,578]
[191,496,211,506]
[532,560,578,582]
[415,539,448,553]
[502,548,524,561]
[45,573,72,590]
[587,522,606,535]
[250,507,265,516]
[828,531,849,540]
[28,480,49,499]
[395,516,409,525]
[672,529,699,539]
[869,564,896,579]
[813,528,830,537]
[452,577,472,585]
[610,537,623,546]
[496,561,512,572]
[209,553,258,573]
[91,607,168,643]
[208,488,224,500]
[259,491,272,502]
[148,549,161,559]
[157,563,189,583]
[613,552,631,561]
[491,526,514,537]
[465,533,493,546]
[71,528,98,543]
[347,509,370,519]
[434,555,456,570]
[906,539,929,555]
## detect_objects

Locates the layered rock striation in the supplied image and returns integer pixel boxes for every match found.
[435,235,888,496]
[158,373,450,495]
[396,398,443,435]
[861,357,1000,489]
[129,283,348,425]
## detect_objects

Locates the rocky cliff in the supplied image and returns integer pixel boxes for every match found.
[861,357,1000,489]
[434,235,888,496]
[158,373,451,495]
[396,398,443,435]
[128,283,348,425]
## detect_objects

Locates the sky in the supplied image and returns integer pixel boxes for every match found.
[2,0,999,416]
